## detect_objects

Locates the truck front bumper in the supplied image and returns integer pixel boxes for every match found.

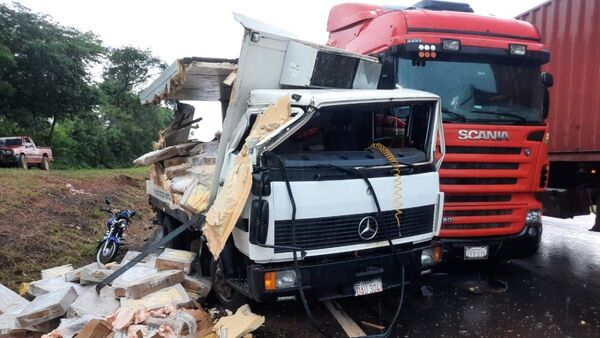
[245,242,437,302]
[0,154,18,165]
[441,221,542,262]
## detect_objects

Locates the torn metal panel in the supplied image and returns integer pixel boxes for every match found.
[139,57,237,105]
[204,96,292,258]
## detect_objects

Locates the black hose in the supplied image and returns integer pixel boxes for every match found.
[266,154,407,338]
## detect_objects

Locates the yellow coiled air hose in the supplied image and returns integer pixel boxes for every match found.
[369,143,403,229]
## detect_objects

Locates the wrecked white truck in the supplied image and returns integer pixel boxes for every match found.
[136,15,445,311]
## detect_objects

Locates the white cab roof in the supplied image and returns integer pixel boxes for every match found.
[248,89,440,108]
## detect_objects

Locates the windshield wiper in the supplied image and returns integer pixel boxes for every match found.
[470,109,527,122]
[442,108,467,122]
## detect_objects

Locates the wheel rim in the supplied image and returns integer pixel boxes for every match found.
[97,241,117,264]
[214,262,234,300]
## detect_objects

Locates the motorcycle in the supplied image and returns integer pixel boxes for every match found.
[96,198,136,264]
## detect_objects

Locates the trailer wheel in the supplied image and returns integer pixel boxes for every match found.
[210,258,246,311]
[19,155,28,170]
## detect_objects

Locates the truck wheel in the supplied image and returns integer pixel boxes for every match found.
[160,213,188,250]
[19,155,28,170]
[41,156,50,170]
[210,258,246,311]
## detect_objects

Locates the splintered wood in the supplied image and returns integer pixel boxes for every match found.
[204,96,292,257]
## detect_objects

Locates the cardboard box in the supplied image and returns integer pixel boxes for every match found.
[0,284,28,315]
[80,269,114,285]
[155,249,197,274]
[120,284,192,310]
[16,287,77,327]
[124,270,185,299]
[112,266,158,297]
[28,277,89,297]
[181,275,211,298]
[76,319,112,338]
[64,263,100,282]
[41,265,73,280]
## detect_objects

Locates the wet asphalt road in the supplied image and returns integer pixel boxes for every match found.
[246,216,600,337]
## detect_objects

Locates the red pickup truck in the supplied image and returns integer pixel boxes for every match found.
[0,136,53,170]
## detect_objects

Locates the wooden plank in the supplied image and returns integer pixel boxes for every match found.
[323,300,366,338]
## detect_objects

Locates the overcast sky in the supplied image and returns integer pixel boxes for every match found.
[5,0,546,65]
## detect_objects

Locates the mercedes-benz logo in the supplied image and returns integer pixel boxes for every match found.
[358,216,378,241]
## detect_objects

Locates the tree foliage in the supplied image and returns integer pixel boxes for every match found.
[0,3,172,168]
[0,3,104,142]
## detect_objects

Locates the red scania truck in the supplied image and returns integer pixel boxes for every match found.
[327,0,553,261]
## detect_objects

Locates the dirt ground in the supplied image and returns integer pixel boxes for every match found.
[0,167,157,290]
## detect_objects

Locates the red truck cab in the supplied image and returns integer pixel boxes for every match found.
[327,0,552,261]
[0,136,53,170]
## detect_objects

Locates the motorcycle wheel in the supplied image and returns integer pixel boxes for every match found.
[96,240,118,264]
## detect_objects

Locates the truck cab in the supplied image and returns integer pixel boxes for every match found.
[140,15,445,309]
[225,88,444,303]
[327,0,552,262]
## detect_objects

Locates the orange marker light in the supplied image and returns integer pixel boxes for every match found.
[431,51,437,58]
[418,51,425,58]
[425,52,431,58]
[264,271,277,291]
[433,246,442,263]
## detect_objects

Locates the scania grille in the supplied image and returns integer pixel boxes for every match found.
[444,209,512,217]
[446,146,521,154]
[444,194,512,203]
[440,178,517,185]
[441,162,519,170]
[442,222,511,230]
[274,205,434,253]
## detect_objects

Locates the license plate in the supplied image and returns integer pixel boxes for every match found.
[354,278,383,296]
[464,245,489,260]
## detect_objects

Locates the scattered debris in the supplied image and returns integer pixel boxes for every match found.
[120,284,192,310]
[155,248,197,274]
[213,304,265,338]
[123,270,185,299]
[17,287,78,327]
[1,248,264,337]
[41,265,74,280]
[65,183,91,195]
[69,287,119,318]
[0,283,29,315]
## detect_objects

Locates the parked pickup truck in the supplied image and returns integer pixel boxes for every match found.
[0,136,53,170]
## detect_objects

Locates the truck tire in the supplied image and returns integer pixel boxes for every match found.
[19,155,28,170]
[41,156,50,170]
[210,258,246,311]
[160,212,188,250]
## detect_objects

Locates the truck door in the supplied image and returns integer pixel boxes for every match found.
[24,137,40,162]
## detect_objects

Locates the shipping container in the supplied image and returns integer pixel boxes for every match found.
[517,0,600,161]
[518,0,600,228]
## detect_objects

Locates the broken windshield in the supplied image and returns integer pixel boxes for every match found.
[396,57,544,125]
[272,101,437,168]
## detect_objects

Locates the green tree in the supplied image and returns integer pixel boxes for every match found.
[0,2,103,144]
[94,46,170,167]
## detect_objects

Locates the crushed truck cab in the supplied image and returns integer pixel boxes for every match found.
[139,14,445,307]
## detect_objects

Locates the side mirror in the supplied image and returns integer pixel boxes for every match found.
[541,72,553,88]
[542,87,550,119]
[104,197,111,206]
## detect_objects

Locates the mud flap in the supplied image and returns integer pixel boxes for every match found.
[95,214,205,294]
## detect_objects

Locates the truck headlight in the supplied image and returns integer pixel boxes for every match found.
[421,246,442,267]
[264,269,297,291]
[525,210,542,224]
